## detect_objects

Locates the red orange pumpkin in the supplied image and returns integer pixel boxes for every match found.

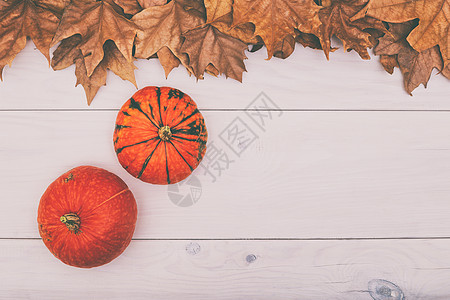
[113,86,207,184]
[37,166,137,268]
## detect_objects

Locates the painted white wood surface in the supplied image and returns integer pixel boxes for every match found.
[0,42,448,110]
[2,239,450,299]
[1,40,450,299]
[2,110,450,239]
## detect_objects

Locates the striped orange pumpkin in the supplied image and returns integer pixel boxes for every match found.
[113,86,207,184]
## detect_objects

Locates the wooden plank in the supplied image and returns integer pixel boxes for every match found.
[1,239,450,299]
[0,42,449,110]
[2,111,450,239]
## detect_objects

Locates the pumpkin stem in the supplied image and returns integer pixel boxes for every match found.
[158,125,172,141]
[60,213,81,233]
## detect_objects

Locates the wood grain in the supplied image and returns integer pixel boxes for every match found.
[1,39,449,299]
[2,110,450,238]
[1,239,450,299]
[0,42,448,110]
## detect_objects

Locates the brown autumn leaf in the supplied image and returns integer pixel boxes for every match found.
[51,35,83,71]
[317,0,386,60]
[295,29,323,50]
[374,22,444,94]
[442,65,450,79]
[374,21,414,57]
[181,25,248,81]
[102,40,138,88]
[204,0,230,22]
[203,0,257,44]
[273,35,295,59]
[132,0,204,75]
[113,0,166,15]
[36,0,70,15]
[140,0,167,8]
[74,56,107,105]
[205,63,220,77]
[177,0,206,16]
[232,0,322,58]
[354,0,450,67]
[396,46,443,93]
[75,41,137,105]
[379,54,398,74]
[52,36,137,104]
[156,46,182,77]
[113,0,143,14]
[274,28,333,58]
[52,0,139,78]
[0,0,60,80]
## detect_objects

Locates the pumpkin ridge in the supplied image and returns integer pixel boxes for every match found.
[147,97,159,127]
[162,89,179,125]
[170,108,200,130]
[137,139,162,178]
[129,97,159,129]
[164,142,170,184]
[156,87,165,127]
[171,135,201,142]
[168,139,198,159]
[167,140,194,171]
[115,137,159,154]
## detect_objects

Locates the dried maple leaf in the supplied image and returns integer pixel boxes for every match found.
[79,42,137,105]
[102,40,137,88]
[181,25,248,81]
[51,35,83,71]
[204,0,230,22]
[273,35,295,59]
[397,46,443,93]
[374,21,414,57]
[140,0,167,7]
[52,36,137,104]
[74,55,107,105]
[52,0,139,78]
[156,46,182,77]
[443,64,450,79]
[113,0,143,14]
[132,0,204,76]
[354,0,450,66]
[379,54,399,74]
[203,0,257,44]
[178,0,206,16]
[374,22,444,94]
[316,0,386,59]
[205,63,220,77]
[113,0,166,14]
[37,0,70,15]
[232,0,322,58]
[295,29,323,50]
[0,0,60,80]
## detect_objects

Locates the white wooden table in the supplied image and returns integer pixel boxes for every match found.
[1,41,450,299]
